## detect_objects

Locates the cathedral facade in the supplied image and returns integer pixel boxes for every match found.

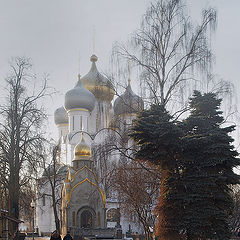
[36,54,144,237]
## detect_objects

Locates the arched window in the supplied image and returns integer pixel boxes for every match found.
[107,208,118,222]
[81,210,93,228]
[97,211,100,226]
[72,211,76,226]
[42,194,46,206]
[80,116,82,130]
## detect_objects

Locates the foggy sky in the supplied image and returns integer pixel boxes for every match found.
[0,0,239,139]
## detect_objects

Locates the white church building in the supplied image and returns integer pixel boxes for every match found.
[36,54,144,238]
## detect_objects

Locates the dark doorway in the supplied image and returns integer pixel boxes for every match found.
[81,210,93,228]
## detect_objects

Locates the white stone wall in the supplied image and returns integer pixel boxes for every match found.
[37,177,63,235]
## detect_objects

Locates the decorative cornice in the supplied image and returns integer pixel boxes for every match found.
[67,108,90,113]
[56,123,69,127]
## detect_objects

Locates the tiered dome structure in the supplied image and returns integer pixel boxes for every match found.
[65,75,96,112]
[54,106,68,125]
[81,55,114,102]
[114,83,144,116]
[39,54,146,237]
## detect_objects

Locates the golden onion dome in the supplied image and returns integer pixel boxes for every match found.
[81,54,114,102]
[73,134,91,161]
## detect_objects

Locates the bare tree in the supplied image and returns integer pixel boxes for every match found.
[91,127,160,238]
[0,57,48,233]
[114,0,216,109]
[112,161,160,240]
[38,143,64,233]
[19,182,35,226]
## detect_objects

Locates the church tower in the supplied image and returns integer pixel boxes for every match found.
[113,74,144,141]
[81,54,114,133]
[54,106,69,140]
[64,75,96,160]
[54,106,69,164]
[61,75,107,236]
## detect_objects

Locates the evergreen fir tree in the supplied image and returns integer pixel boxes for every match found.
[181,91,240,240]
[131,93,239,240]
[130,105,184,240]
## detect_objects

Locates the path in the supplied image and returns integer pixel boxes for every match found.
[25,237,49,240]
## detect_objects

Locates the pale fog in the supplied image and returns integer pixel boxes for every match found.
[0,0,239,142]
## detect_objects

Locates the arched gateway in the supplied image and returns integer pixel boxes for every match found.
[81,209,93,228]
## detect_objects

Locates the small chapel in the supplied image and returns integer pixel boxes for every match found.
[36,54,144,238]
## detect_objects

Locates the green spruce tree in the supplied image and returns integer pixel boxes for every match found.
[131,105,184,240]
[181,91,240,240]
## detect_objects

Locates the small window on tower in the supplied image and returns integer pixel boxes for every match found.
[107,208,118,222]
[72,211,76,226]
[98,211,100,226]
[73,116,75,131]
[42,194,46,206]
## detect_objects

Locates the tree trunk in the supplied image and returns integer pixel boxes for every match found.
[53,202,60,232]
[8,172,20,232]
[51,185,60,232]
[144,225,152,240]
[155,169,180,240]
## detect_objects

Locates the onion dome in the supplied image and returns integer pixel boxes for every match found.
[54,106,68,125]
[81,54,114,102]
[65,75,96,112]
[73,134,91,161]
[114,83,144,116]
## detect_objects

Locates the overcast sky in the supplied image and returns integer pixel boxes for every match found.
[0,0,239,139]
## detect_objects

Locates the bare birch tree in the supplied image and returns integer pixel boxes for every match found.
[114,0,217,109]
